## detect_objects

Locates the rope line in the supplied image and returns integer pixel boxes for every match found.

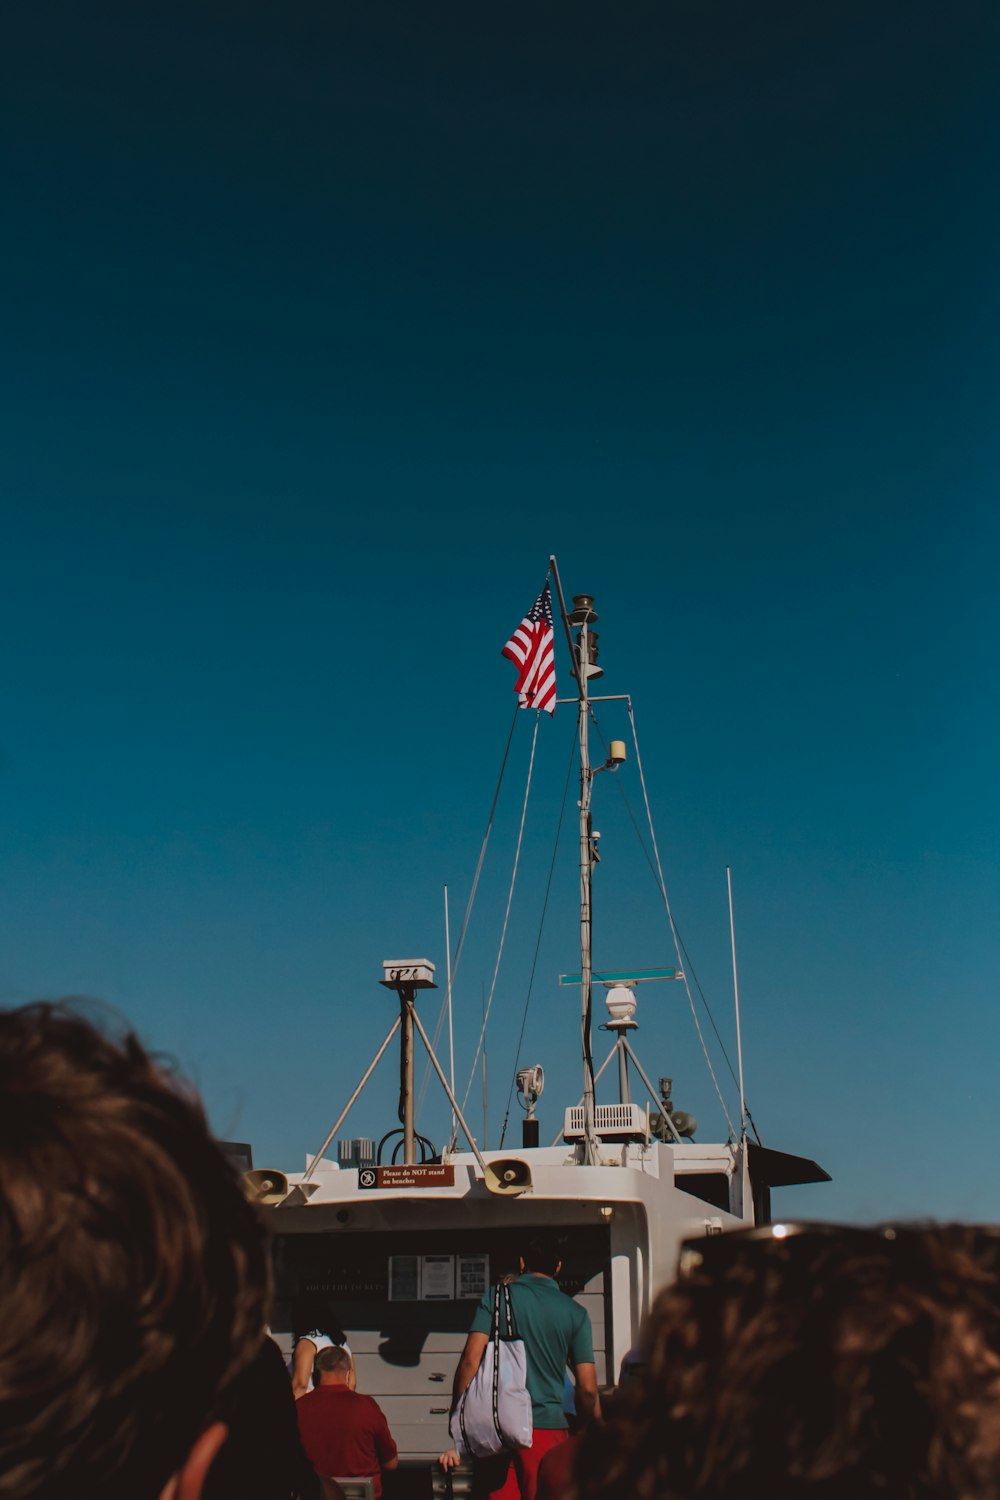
[625,701,738,1140]
[589,708,758,1137]
[498,721,578,1148]
[459,711,541,1118]
[669,922,761,1140]
[416,704,519,1118]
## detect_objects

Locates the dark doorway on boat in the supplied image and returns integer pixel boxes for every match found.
[272,1220,613,1459]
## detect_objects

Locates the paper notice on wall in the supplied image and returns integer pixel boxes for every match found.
[420,1254,455,1299]
[388,1255,420,1301]
[388,1252,488,1300]
[457,1254,490,1299]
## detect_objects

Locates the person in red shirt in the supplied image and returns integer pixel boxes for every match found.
[297,1346,399,1497]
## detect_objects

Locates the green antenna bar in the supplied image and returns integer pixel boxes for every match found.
[558,967,680,987]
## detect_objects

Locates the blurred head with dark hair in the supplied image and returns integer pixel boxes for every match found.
[522,1234,563,1277]
[292,1294,347,1346]
[570,1222,1000,1500]
[0,1001,271,1500]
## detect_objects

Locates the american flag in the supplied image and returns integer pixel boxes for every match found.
[502,584,557,714]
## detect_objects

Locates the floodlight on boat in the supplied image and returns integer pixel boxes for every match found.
[516,1065,544,1112]
[380,959,437,989]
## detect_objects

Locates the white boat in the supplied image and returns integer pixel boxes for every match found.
[249,565,828,1467]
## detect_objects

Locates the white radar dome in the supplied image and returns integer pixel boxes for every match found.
[604,985,637,1022]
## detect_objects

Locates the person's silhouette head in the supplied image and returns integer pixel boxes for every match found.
[0,1001,270,1500]
[571,1222,1000,1500]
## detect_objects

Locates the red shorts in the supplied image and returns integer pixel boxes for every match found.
[473,1430,570,1500]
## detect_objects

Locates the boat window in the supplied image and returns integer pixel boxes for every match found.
[677,1173,730,1212]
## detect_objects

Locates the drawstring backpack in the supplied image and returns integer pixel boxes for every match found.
[450,1282,533,1458]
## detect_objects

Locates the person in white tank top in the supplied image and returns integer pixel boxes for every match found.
[290,1314,354,1397]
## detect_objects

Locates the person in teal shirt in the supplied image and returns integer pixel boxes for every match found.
[440,1236,600,1500]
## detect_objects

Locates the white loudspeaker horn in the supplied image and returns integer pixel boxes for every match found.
[243,1167,290,1205]
[484,1158,533,1196]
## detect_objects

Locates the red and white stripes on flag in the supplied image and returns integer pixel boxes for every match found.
[502,583,557,714]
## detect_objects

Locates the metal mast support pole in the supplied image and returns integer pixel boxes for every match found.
[549,1042,618,1146]
[303,1015,403,1182]
[578,620,598,1166]
[401,986,416,1164]
[409,1006,489,1175]
[551,559,599,1166]
[623,1040,684,1145]
[727,866,748,1140]
[617,1035,630,1104]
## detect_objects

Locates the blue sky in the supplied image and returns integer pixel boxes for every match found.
[2,0,997,1221]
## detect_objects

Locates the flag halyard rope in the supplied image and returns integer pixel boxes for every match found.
[416,703,519,1119]
[498,719,577,1148]
[459,710,541,1121]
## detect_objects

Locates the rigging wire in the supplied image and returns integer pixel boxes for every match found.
[498,721,578,1149]
[623,701,738,1140]
[458,710,541,1121]
[418,689,760,1148]
[668,922,763,1144]
[415,703,520,1118]
[605,731,743,1089]
[588,708,759,1139]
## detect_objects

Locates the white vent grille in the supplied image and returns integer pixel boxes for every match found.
[564,1103,647,1140]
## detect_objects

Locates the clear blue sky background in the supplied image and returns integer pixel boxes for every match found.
[2,0,997,1221]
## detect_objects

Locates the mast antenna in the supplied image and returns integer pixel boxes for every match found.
[481,980,488,1150]
[727,865,748,1141]
[444,885,456,1147]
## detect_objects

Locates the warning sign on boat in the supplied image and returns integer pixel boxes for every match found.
[358,1164,455,1190]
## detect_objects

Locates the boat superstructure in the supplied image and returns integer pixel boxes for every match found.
[251,564,828,1464]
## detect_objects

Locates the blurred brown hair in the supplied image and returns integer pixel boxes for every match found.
[570,1223,1000,1500]
[0,1001,271,1500]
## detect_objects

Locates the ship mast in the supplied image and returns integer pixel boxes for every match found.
[551,558,604,1166]
[571,592,601,1165]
